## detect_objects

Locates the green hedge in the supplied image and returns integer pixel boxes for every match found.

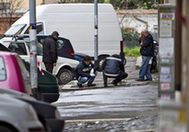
[122,30,140,48]
[124,47,140,57]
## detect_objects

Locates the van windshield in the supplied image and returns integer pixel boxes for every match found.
[5,24,26,35]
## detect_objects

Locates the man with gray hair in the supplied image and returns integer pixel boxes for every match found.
[136,30,154,81]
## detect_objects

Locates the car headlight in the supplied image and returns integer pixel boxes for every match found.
[26,104,38,120]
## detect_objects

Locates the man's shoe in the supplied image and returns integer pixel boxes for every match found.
[77,83,83,88]
[136,78,145,81]
[145,79,152,81]
[111,81,117,86]
[87,84,96,87]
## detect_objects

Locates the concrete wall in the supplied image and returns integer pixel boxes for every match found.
[117,10,158,40]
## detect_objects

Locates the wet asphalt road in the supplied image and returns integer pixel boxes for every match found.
[55,85,157,120]
[53,57,159,131]
[54,84,158,131]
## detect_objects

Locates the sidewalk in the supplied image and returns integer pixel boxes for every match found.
[60,57,158,91]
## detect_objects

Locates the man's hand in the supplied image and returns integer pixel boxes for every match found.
[90,68,95,77]
[53,63,57,67]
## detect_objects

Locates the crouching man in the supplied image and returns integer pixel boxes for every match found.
[75,56,96,88]
[103,54,128,86]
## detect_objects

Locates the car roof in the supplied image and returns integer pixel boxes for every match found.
[0,51,17,56]
[3,34,70,41]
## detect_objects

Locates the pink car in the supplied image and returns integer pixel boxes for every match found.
[0,51,31,94]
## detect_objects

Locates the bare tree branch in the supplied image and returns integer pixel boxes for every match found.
[0,0,23,32]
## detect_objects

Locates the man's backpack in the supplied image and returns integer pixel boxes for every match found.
[153,40,159,57]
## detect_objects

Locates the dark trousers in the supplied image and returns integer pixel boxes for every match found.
[139,56,152,80]
[113,72,128,83]
[44,63,53,73]
[77,76,95,85]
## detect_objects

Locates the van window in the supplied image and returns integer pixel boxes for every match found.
[8,42,27,55]
[0,57,6,81]
[24,22,44,34]
[5,24,26,35]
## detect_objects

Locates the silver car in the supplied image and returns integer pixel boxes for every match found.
[0,94,44,132]
[0,88,64,132]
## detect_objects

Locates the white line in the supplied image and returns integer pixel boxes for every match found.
[65,118,132,123]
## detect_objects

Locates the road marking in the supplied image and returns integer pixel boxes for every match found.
[65,118,132,123]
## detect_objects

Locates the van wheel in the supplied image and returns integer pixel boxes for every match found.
[57,68,73,85]
[0,126,15,132]
[97,55,110,72]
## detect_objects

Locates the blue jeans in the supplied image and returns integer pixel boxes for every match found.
[139,56,152,80]
[78,76,95,85]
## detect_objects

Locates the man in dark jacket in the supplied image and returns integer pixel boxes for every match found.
[42,31,59,73]
[137,30,154,81]
[75,56,96,88]
[103,54,128,86]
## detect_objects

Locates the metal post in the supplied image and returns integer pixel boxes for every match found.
[158,4,176,99]
[29,0,38,97]
[184,0,189,130]
[175,0,182,92]
[94,0,98,62]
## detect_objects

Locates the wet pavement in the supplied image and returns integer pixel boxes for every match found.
[54,57,159,131]
[54,85,158,131]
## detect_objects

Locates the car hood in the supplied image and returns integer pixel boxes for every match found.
[0,88,58,118]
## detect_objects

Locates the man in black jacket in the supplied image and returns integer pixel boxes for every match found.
[75,56,96,88]
[103,54,128,86]
[137,30,154,81]
[42,31,59,73]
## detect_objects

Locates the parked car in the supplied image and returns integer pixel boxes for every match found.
[0,51,59,103]
[4,34,75,59]
[36,35,75,59]
[0,88,64,132]
[1,38,79,84]
[0,94,44,132]
[74,52,88,62]
[0,51,31,93]
[2,34,119,72]
[24,61,60,103]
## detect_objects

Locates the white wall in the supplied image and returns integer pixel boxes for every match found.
[118,14,158,33]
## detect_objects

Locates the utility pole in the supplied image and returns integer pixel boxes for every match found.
[29,0,38,97]
[183,0,189,130]
[175,0,182,92]
[94,0,98,62]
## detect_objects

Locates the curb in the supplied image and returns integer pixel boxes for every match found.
[60,81,157,92]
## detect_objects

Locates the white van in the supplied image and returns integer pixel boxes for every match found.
[3,3,123,59]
